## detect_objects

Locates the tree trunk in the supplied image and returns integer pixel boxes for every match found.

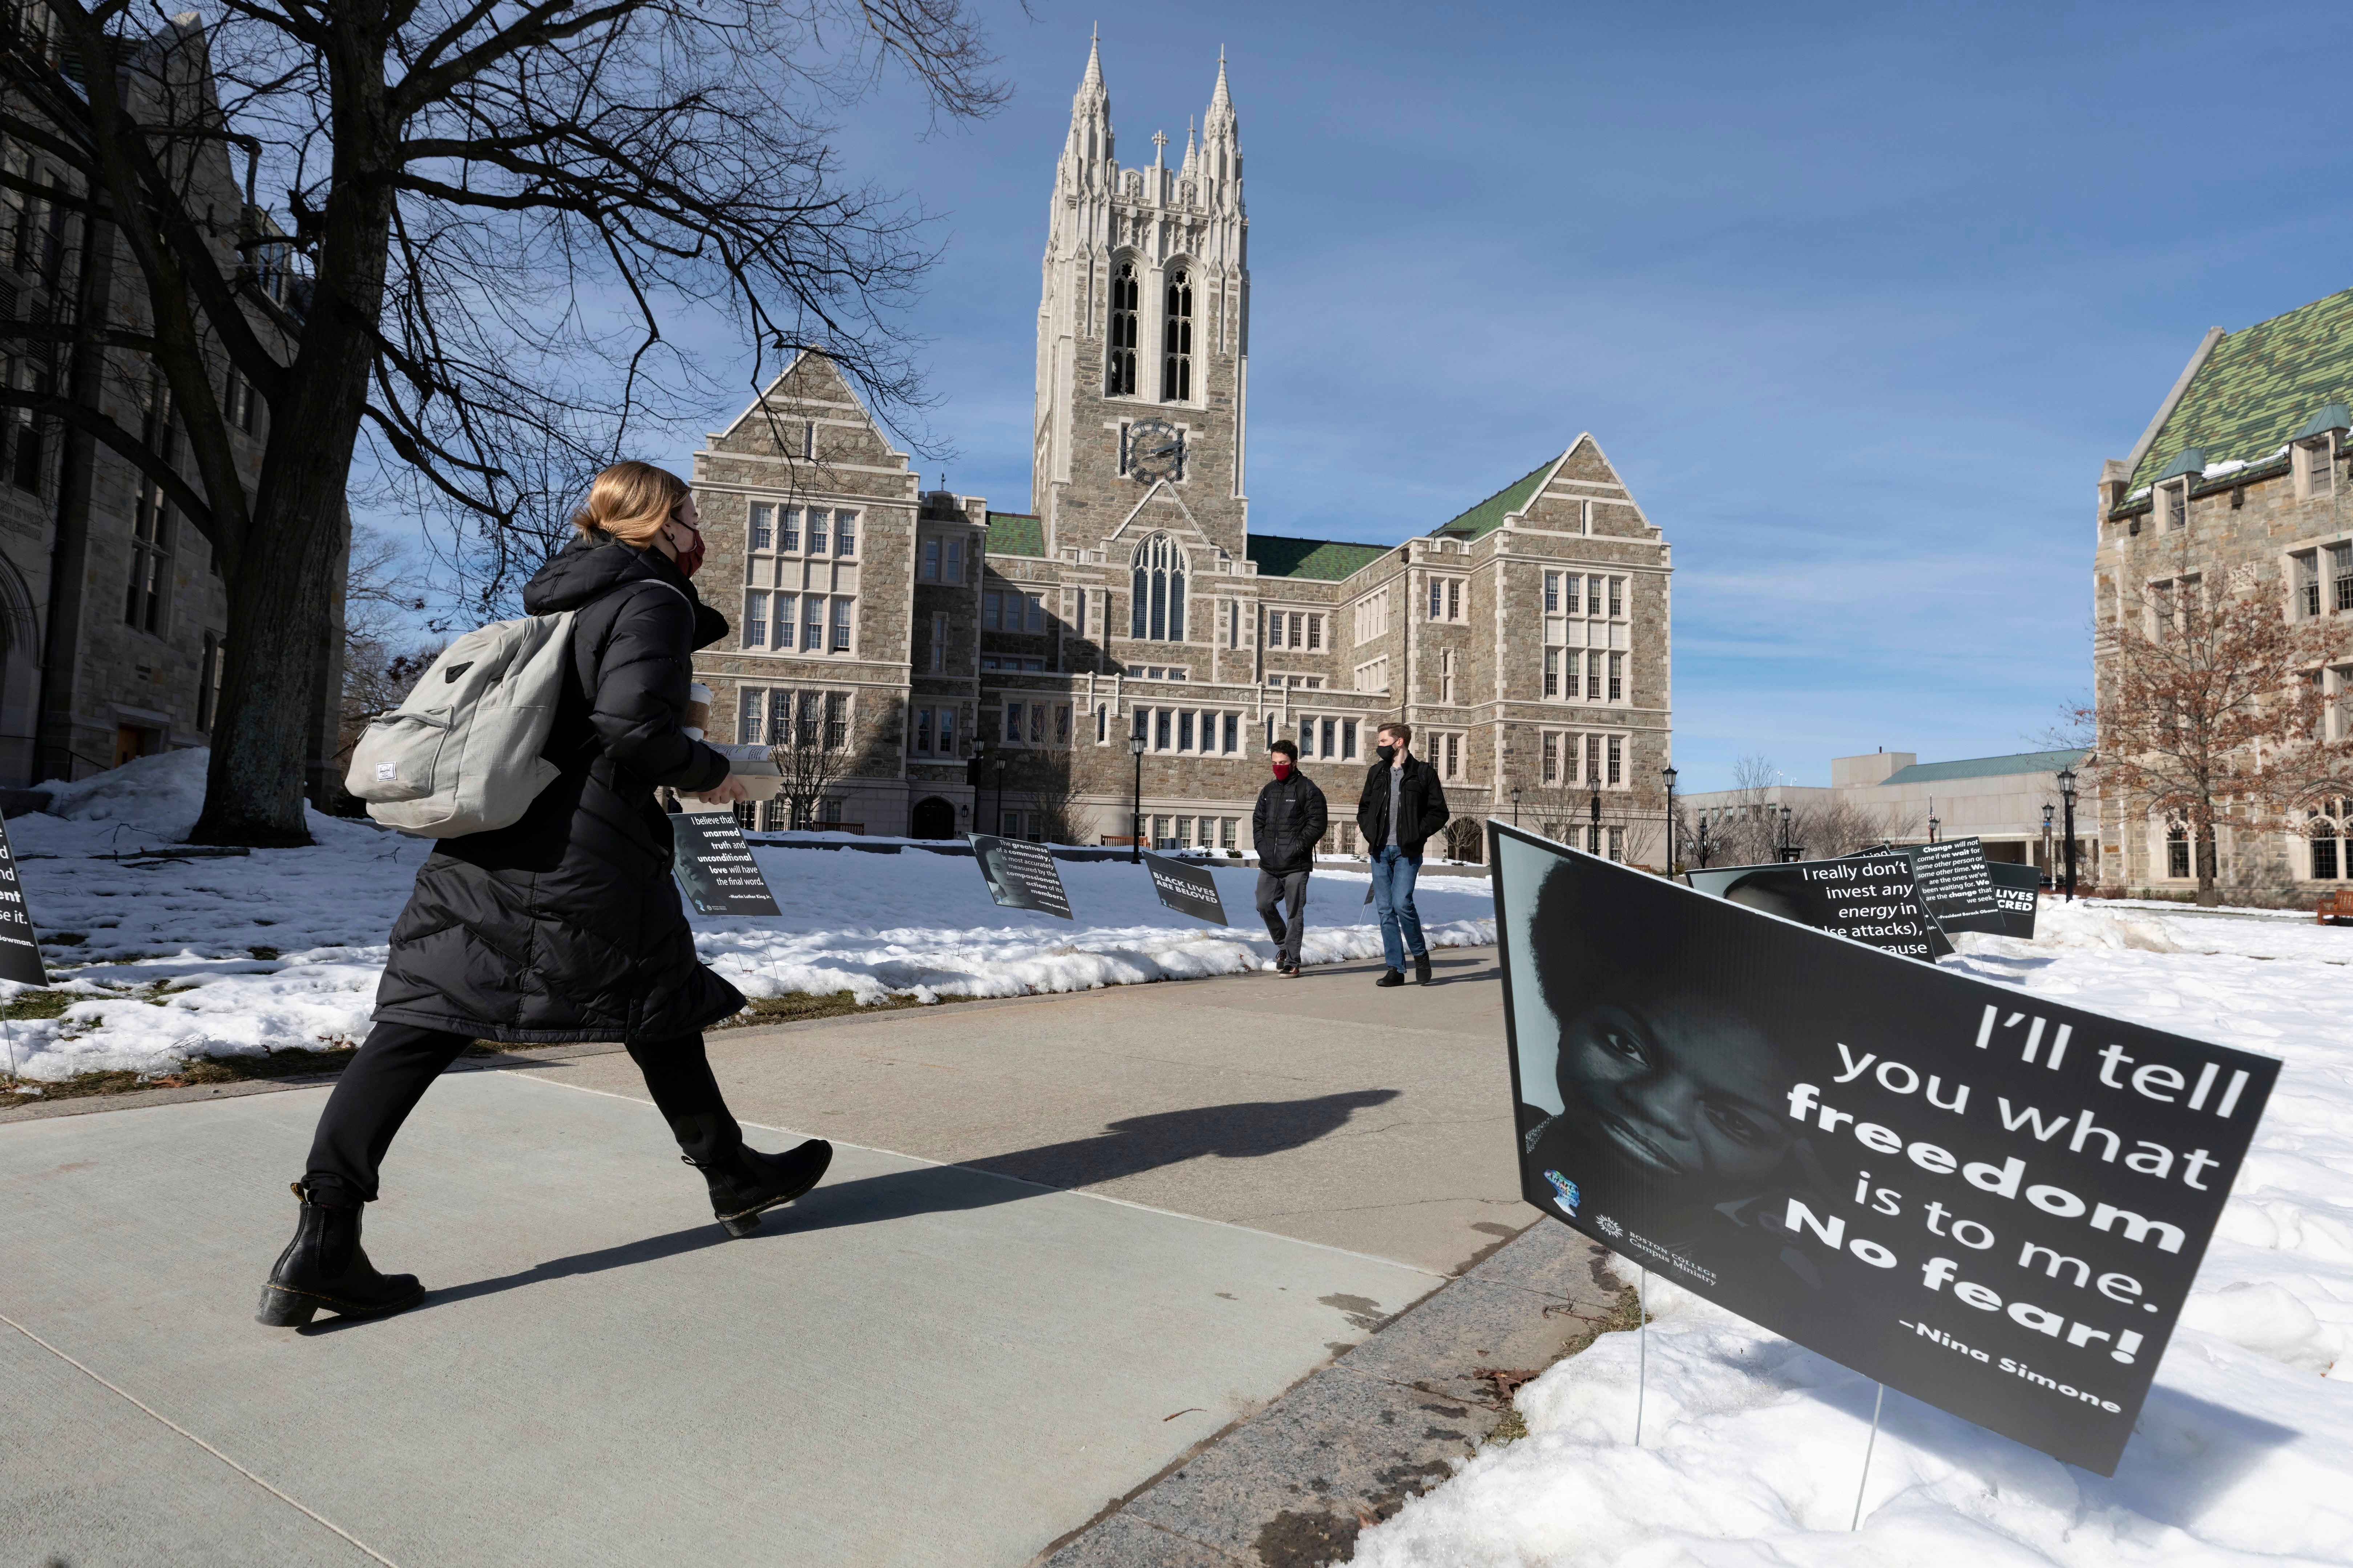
[188,497,345,844]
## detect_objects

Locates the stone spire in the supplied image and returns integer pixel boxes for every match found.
[1066,28,1112,170]
[1201,49,1240,208]
[1179,116,1198,182]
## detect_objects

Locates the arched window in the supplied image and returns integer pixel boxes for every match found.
[1106,260,1139,396]
[1129,534,1187,642]
[2309,799,2348,880]
[1162,265,1193,401]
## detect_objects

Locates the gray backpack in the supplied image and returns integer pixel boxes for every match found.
[344,611,578,837]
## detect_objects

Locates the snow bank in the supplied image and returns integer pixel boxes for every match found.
[0,772,1493,1082]
[1356,904,2353,1567]
[36,745,215,843]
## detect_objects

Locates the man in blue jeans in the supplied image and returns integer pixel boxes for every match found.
[1356,723,1451,986]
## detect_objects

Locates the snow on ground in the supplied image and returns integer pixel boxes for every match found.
[0,750,1493,1082]
[1353,898,2353,1568]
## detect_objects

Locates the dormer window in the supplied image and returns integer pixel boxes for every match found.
[2302,437,2337,501]
[2163,480,2189,530]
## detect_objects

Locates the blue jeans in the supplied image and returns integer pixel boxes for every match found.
[1370,845,1426,972]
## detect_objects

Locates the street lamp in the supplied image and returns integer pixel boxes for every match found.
[2056,765,2080,902]
[1661,765,1678,874]
[2042,803,2055,885]
[1779,803,1793,862]
[1510,785,1521,828]
[1928,813,1941,844]
[1129,730,1147,865]
[1589,784,1603,857]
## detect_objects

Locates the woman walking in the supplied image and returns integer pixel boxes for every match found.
[257,462,831,1328]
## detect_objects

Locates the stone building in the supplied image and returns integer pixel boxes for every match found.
[2094,284,2353,896]
[0,17,342,796]
[689,40,1675,856]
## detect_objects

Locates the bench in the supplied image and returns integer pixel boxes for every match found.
[2319,890,2353,925]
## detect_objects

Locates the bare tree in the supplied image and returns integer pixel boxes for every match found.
[997,748,1093,846]
[2082,569,2341,905]
[768,690,854,831]
[334,527,439,773]
[2,0,1005,844]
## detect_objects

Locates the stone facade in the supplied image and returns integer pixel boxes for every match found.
[2094,286,2353,898]
[690,39,1675,856]
[0,19,341,795]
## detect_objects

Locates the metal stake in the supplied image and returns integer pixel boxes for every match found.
[1850,1382,1885,1531]
[1634,1266,1647,1446]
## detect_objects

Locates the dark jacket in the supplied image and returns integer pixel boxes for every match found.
[1357,756,1451,859]
[372,536,743,1044]
[1252,769,1328,876]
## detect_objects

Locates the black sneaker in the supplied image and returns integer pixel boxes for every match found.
[1375,969,1406,988]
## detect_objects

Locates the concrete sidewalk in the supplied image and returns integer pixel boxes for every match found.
[0,948,1527,1567]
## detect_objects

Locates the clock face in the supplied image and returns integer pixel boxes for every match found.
[1128,419,1183,484]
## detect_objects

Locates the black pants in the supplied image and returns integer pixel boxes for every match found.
[304,1021,740,1203]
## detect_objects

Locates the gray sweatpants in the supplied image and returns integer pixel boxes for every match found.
[1256,869,1309,968]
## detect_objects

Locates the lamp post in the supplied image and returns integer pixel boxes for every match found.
[1779,803,1793,862]
[1589,784,1603,857]
[2042,803,2055,886]
[2056,765,2079,902]
[1928,813,1941,844]
[1510,785,1521,828]
[993,756,1007,836]
[1661,765,1678,874]
[1129,731,1146,865]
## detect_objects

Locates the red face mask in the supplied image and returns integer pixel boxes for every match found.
[1271,760,1292,779]
[669,520,706,578]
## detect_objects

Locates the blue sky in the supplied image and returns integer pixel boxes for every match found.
[642,1,2348,791]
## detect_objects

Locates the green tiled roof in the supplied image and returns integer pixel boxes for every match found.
[1247,534,1393,581]
[2129,288,2353,493]
[985,512,1044,558]
[1880,748,2088,787]
[1432,458,1555,540]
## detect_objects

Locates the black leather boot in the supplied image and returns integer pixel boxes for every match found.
[1414,953,1433,986]
[1375,968,1405,987]
[688,1140,835,1237]
[256,1182,424,1327]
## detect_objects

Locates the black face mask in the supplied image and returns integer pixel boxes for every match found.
[1376,745,1397,764]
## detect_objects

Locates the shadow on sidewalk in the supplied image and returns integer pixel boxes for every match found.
[790,1087,1403,1234]
[378,1090,1401,1316]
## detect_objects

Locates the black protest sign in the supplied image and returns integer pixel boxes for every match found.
[1988,862,2042,939]
[1495,823,2276,1476]
[1685,854,1944,961]
[1899,838,2006,935]
[1143,852,1230,925]
[670,812,780,916]
[969,834,1073,920]
[0,813,42,986]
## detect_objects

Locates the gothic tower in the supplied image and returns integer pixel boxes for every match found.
[1034,38,1249,565]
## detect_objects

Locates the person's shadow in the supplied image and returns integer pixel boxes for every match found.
[377,1088,1402,1319]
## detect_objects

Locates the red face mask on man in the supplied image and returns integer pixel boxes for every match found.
[1271,759,1292,780]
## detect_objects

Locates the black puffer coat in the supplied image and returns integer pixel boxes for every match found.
[1252,770,1328,876]
[372,536,744,1044]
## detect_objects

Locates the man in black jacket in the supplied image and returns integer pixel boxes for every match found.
[1252,738,1327,977]
[1357,722,1450,986]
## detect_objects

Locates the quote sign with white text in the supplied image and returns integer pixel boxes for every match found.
[1498,823,2277,1475]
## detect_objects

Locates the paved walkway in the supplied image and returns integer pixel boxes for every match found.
[0,948,1526,1567]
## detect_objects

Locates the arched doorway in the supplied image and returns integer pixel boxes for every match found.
[909,796,956,841]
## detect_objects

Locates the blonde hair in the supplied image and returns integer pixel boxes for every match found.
[571,461,690,545]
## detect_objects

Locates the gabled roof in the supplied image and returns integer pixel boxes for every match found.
[1432,458,1555,541]
[2128,287,2353,493]
[985,512,1045,558]
[1246,534,1392,582]
[1879,748,2088,787]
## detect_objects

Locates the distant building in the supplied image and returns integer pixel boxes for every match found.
[2094,287,2353,896]
[687,39,1676,855]
[1680,748,2095,872]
